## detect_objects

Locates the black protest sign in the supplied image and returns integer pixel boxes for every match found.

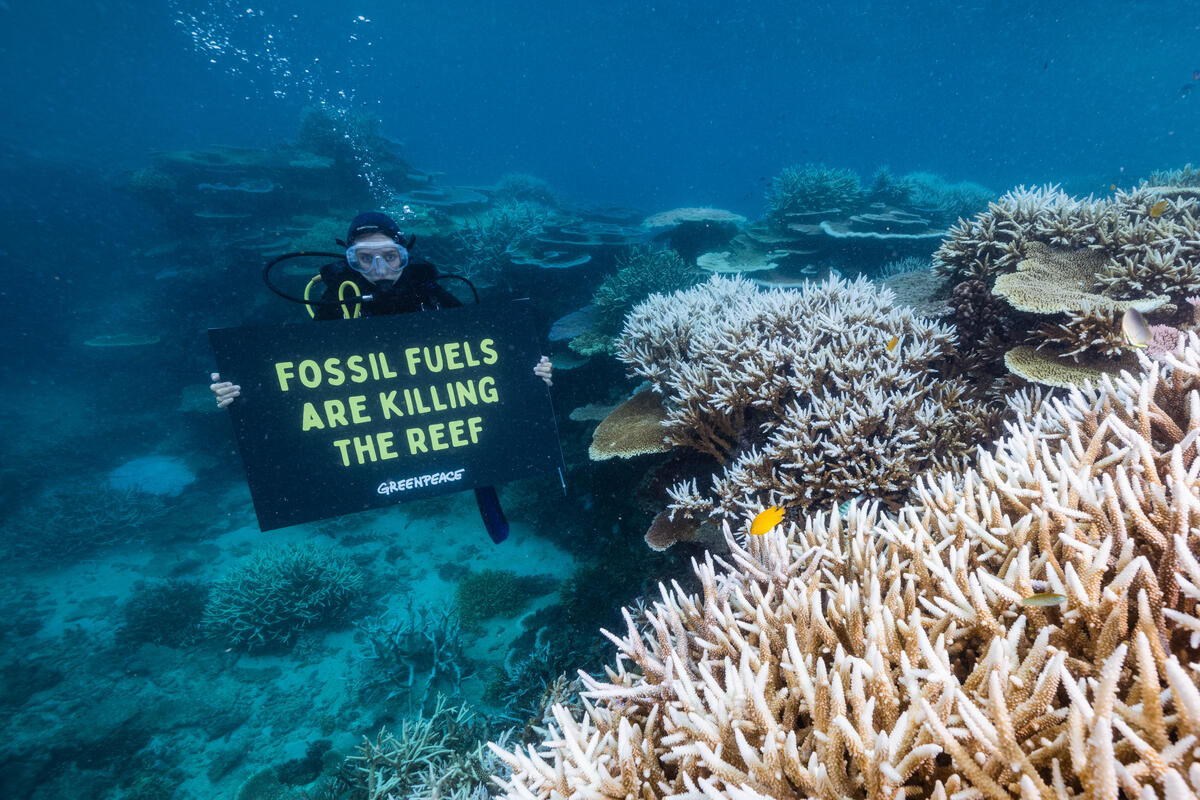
[209,299,563,531]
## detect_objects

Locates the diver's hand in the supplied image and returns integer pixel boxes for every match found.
[533,356,553,387]
[210,372,241,408]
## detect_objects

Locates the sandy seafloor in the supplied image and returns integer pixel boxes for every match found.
[1,381,579,798]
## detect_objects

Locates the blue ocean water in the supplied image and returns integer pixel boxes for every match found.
[0,1,1198,797]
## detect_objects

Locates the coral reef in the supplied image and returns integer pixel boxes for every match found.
[704,168,962,288]
[1149,163,1200,187]
[116,579,209,648]
[485,639,576,728]
[287,214,349,252]
[491,336,1200,800]
[608,274,997,530]
[869,167,995,224]
[202,544,363,650]
[451,201,554,287]
[951,278,1015,361]
[936,183,1200,299]
[2,478,169,561]
[296,105,395,166]
[934,182,1200,386]
[333,696,510,800]
[567,246,701,357]
[490,172,559,208]
[766,163,863,225]
[452,568,556,627]
[356,604,473,714]
[642,207,746,263]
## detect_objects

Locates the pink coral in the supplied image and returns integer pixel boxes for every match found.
[1147,324,1184,361]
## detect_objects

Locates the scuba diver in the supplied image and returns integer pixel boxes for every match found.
[211,211,554,544]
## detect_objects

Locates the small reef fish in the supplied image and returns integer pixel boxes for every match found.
[1109,183,1116,191]
[837,495,866,516]
[750,506,785,536]
[1149,199,1170,218]
[1021,592,1067,607]
[886,335,899,352]
[1122,308,1153,349]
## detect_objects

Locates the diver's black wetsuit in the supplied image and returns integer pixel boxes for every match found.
[313,259,462,319]
[313,256,510,544]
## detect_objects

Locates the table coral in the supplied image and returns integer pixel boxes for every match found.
[489,334,1200,800]
[588,388,672,460]
[934,182,1200,387]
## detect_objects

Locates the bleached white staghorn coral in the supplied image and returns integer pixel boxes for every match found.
[935,183,1200,297]
[615,274,995,522]
[935,182,1200,387]
[489,335,1200,800]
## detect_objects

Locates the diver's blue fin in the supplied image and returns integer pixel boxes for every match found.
[474,485,509,544]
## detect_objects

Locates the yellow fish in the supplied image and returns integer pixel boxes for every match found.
[1109,183,1116,190]
[1021,592,1067,607]
[1149,199,1169,218]
[750,506,785,536]
[1121,308,1153,349]
[886,335,899,352]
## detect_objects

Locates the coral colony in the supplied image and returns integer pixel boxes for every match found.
[38,128,1200,798]
[489,170,1200,798]
[493,334,1200,800]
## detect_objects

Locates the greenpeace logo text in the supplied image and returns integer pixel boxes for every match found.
[377,469,466,495]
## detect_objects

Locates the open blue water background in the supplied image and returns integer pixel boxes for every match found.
[4,0,1199,209]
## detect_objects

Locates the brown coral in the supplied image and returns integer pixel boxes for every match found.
[588,389,672,460]
[490,336,1200,800]
[952,278,1014,358]
[937,184,1200,307]
[1004,344,1140,388]
[615,274,997,526]
[936,185,1198,387]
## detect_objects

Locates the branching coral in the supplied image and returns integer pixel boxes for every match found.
[452,201,554,287]
[356,604,473,714]
[869,168,994,224]
[1149,164,1200,187]
[612,274,997,523]
[934,184,1082,282]
[570,246,701,357]
[936,184,1200,302]
[933,183,1200,386]
[490,334,1200,800]
[1036,300,1127,359]
[4,479,169,561]
[766,163,863,227]
[117,579,209,648]
[951,277,1015,365]
[339,696,510,800]
[202,544,363,650]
